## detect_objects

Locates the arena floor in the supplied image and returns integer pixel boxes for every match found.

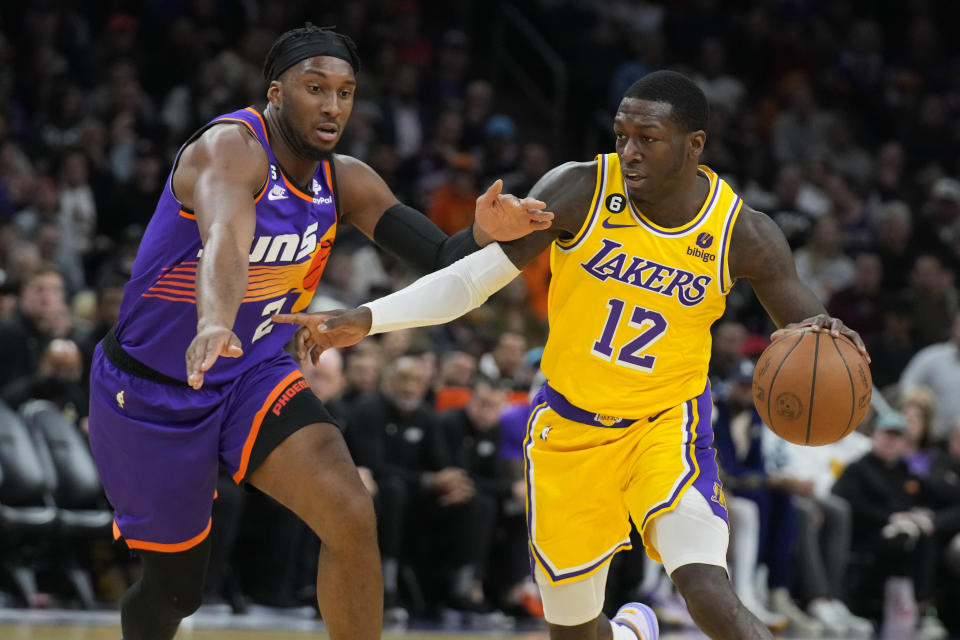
[0,607,832,639]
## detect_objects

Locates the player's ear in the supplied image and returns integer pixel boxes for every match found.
[267,80,282,109]
[687,130,706,158]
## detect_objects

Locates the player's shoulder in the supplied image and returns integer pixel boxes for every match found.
[727,204,793,280]
[530,160,599,223]
[195,120,264,156]
[179,121,267,176]
[331,153,376,181]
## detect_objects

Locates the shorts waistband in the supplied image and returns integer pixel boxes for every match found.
[102,326,190,388]
[542,383,639,428]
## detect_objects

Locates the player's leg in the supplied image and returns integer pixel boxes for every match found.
[221,357,380,640]
[120,540,211,640]
[649,491,772,640]
[247,422,381,639]
[524,398,657,639]
[88,343,225,640]
[537,564,658,640]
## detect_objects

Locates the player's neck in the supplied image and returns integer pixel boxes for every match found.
[632,171,709,228]
[263,106,321,187]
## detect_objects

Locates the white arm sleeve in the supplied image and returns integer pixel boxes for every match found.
[362,243,521,335]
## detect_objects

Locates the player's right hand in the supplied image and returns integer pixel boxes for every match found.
[271,307,372,364]
[186,325,243,389]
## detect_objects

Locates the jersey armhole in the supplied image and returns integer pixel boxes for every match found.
[717,196,744,294]
[169,120,269,213]
[555,156,606,252]
[327,155,342,221]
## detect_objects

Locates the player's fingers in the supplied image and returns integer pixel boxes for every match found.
[827,317,843,336]
[477,179,503,207]
[294,328,309,361]
[842,328,871,362]
[200,339,221,371]
[222,333,243,358]
[519,197,547,211]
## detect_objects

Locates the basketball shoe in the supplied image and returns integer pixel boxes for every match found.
[611,602,660,639]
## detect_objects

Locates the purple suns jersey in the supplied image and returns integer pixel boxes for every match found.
[114,107,337,386]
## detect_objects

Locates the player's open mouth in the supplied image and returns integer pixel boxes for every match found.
[623,172,646,186]
[316,124,339,142]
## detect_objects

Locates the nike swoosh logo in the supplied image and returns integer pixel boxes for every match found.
[268,192,288,201]
[602,217,637,229]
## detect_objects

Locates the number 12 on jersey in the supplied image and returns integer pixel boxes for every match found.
[591,298,667,372]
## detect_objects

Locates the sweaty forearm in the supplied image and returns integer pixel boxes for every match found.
[196,235,248,330]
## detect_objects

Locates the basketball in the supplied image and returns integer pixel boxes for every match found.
[752,328,872,446]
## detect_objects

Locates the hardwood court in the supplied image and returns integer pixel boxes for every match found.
[0,627,708,640]
[0,609,823,639]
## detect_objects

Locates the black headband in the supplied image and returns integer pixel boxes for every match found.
[264,29,359,81]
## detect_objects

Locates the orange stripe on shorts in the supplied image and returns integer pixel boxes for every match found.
[232,369,304,483]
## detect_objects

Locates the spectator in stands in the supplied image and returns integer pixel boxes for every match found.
[868,297,916,389]
[900,311,960,429]
[709,320,747,384]
[0,264,78,393]
[341,342,384,406]
[433,350,477,412]
[347,356,494,615]
[439,376,515,608]
[478,331,529,392]
[712,360,820,634]
[771,80,834,166]
[906,254,960,349]
[833,412,943,633]
[900,387,945,469]
[794,215,856,302]
[827,252,887,344]
[426,153,479,236]
[0,336,87,422]
[502,142,551,199]
[872,200,915,292]
[762,425,874,636]
[769,164,829,246]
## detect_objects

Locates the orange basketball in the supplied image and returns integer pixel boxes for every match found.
[752,329,872,446]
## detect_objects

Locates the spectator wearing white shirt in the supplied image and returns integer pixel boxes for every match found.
[900,312,960,434]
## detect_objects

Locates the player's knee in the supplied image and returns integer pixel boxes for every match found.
[142,578,204,619]
[332,486,377,545]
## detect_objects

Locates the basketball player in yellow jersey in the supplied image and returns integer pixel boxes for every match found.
[276,70,869,640]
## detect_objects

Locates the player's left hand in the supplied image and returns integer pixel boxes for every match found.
[474,179,554,243]
[771,313,870,363]
[272,307,372,364]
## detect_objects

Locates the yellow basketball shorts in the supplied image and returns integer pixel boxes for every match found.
[524,381,728,584]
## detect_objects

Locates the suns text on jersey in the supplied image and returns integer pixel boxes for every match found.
[580,238,712,307]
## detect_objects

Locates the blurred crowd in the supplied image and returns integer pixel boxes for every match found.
[0,0,960,637]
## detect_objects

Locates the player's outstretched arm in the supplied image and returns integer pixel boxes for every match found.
[177,124,268,388]
[729,206,869,360]
[332,155,553,271]
[274,162,597,362]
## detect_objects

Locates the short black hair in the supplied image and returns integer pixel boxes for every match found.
[263,24,361,81]
[622,70,709,133]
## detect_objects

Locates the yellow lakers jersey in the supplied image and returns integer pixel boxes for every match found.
[540,153,743,418]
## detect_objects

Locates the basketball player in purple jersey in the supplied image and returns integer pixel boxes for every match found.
[87,25,551,640]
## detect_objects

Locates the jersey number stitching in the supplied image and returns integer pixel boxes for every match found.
[590,298,667,372]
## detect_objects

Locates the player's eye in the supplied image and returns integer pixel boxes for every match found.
[642,136,655,143]
[339,89,353,99]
